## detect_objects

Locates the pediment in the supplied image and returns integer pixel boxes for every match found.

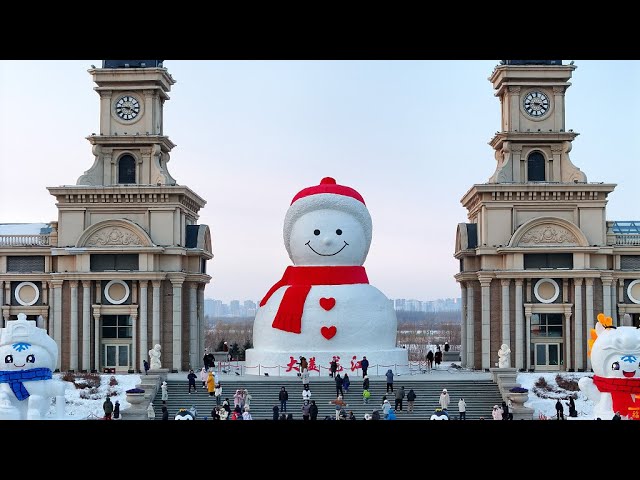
[510,217,588,247]
[76,219,154,248]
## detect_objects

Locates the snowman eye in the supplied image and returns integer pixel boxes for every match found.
[26,354,35,363]
[612,361,620,371]
[314,229,320,236]
[4,355,13,364]
[336,229,342,235]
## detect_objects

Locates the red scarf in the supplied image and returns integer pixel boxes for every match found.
[592,375,640,418]
[260,266,369,334]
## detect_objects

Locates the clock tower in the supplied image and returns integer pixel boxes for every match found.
[46,61,212,374]
[455,60,617,377]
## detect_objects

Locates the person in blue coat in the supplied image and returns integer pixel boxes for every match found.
[342,373,351,394]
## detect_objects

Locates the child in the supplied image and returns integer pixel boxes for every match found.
[363,388,371,404]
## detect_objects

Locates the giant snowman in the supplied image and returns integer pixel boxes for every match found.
[244,177,409,376]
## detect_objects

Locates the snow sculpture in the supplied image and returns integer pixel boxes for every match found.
[245,177,408,375]
[149,344,162,370]
[498,343,511,369]
[579,313,640,420]
[0,313,68,420]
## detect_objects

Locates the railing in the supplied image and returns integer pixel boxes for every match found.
[0,234,50,246]
[210,360,469,377]
[614,234,640,246]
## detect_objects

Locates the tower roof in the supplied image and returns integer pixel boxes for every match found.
[102,60,164,68]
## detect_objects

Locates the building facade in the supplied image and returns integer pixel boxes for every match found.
[454,60,640,372]
[0,60,212,373]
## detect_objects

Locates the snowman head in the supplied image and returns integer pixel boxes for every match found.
[283,177,372,266]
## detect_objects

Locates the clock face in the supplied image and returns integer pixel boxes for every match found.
[115,95,140,120]
[523,91,550,117]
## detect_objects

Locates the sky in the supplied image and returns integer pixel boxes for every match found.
[1,60,639,303]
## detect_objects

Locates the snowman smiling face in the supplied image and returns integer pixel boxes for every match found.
[289,209,368,266]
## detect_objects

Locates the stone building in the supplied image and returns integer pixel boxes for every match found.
[0,60,212,373]
[454,60,640,372]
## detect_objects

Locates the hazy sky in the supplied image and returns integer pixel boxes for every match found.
[1,60,638,303]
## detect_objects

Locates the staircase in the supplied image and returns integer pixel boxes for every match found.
[151,376,503,420]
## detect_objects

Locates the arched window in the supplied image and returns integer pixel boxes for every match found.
[527,151,545,181]
[118,154,136,184]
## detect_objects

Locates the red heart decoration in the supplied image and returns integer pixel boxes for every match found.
[321,326,337,340]
[319,297,336,311]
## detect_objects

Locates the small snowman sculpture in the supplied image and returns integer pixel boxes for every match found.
[245,177,408,376]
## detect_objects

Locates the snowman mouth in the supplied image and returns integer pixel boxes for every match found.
[305,240,349,256]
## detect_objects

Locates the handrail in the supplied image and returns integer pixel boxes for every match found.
[0,234,50,246]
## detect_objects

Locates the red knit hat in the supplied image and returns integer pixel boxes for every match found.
[283,177,372,259]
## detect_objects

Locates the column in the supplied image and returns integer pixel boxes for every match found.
[0,281,3,328]
[47,281,54,336]
[525,310,532,371]
[52,279,63,370]
[170,277,184,372]
[466,284,475,369]
[515,279,524,371]
[460,282,467,367]
[139,281,148,370]
[574,279,584,371]
[585,278,595,371]
[189,282,198,370]
[69,281,79,371]
[501,279,511,351]
[93,311,100,371]
[152,281,161,347]
[82,281,91,371]
[479,275,492,370]
[130,312,138,372]
[198,284,205,365]
[611,277,618,326]
[564,309,572,371]
[601,274,613,318]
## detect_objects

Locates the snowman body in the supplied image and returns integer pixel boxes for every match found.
[245,177,409,376]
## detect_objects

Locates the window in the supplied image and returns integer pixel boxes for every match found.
[90,254,138,271]
[102,315,132,339]
[7,256,45,272]
[524,253,573,269]
[527,151,545,181]
[621,256,640,270]
[531,313,563,338]
[118,154,136,184]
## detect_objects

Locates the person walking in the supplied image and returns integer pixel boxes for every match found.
[200,367,208,388]
[342,373,351,394]
[439,388,450,411]
[502,400,512,420]
[444,341,450,352]
[273,404,280,420]
[214,382,222,406]
[567,396,577,418]
[207,371,216,397]
[310,400,319,420]
[187,369,197,393]
[426,350,434,372]
[335,373,344,397]
[103,396,114,420]
[385,368,394,393]
[301,368,310,388]
[161,405,169,420]
[382,399,392,419]
[363,388,371,404]
[161,380,168,404]
[301,400,311,420]
[458,398,467,420]
[555,399,565,420]
[233,389,244,409]
[360,356,369,377]
[113,400,120,419]
[394,385,405,412]
[143,359,150,375]
[492,404,503,420]
[434,349,442,369]
[302,384,312,402]
[279,386,289,413]
[362,375,370,392]
[406,389,417,413]
[330,358,338,378]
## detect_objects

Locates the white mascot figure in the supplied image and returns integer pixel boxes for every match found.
[245,177,409,376]
[0,313,68,420]
[579,313,640,420]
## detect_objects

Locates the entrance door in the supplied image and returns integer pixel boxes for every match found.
[534,343,562,371]
[104,344,130,372]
